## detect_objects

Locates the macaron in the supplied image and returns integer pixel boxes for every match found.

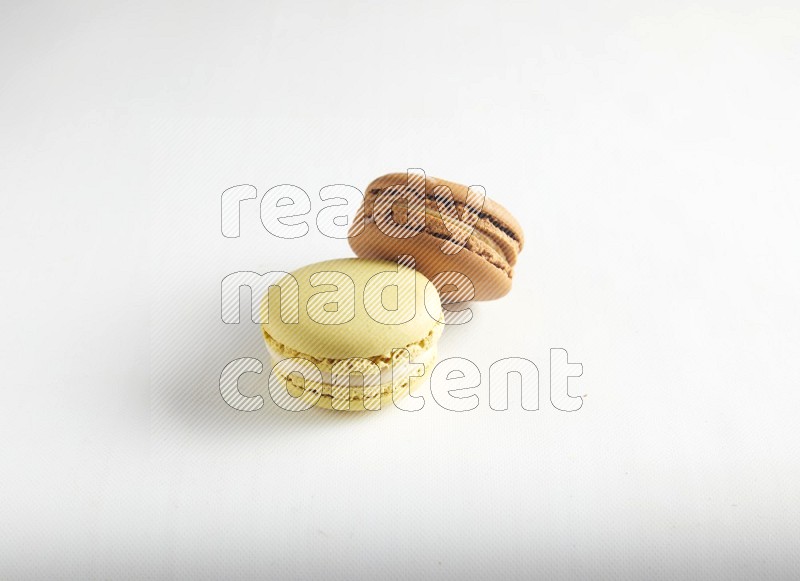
[348,173,525,301]
[261,258,444,411]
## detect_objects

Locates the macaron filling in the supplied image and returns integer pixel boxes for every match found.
[262,323,442,373]
[270,346,439,402]
[264,325,441,407]
[365,187,522,278]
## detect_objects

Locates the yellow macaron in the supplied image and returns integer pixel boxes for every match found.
[261,258,444,411]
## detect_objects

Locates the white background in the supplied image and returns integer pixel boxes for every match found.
[2,0,799,579]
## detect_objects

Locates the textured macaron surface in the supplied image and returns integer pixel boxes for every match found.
[261,258,443,361]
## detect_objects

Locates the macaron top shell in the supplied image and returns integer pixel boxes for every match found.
[261,258,443,360]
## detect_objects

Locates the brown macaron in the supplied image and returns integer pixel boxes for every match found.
[348,172,524,301]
